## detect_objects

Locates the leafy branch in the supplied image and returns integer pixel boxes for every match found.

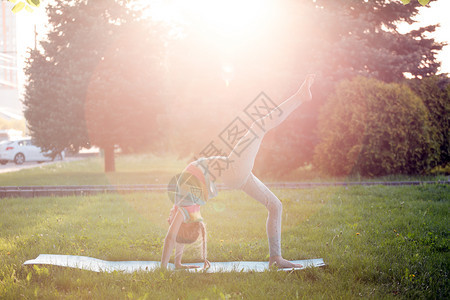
[401,0,431,5]
[8,0,40,13]
[4,0,433,14]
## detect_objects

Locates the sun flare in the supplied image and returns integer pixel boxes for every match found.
[189,0,272,34]
[146,0,274,38]
[138,0,275,87]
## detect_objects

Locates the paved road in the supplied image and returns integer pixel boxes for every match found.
[0,157,84,174]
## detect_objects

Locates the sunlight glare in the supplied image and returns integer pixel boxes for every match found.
[147,0,273,36]
[191,0,271,35]
[222,64,234,87]
[143,0,275,87]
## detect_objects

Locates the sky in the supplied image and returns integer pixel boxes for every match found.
[11,0,450,94]
[396,0,450,73]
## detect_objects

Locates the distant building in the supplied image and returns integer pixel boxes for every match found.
[0,1,21,120]
[0,129,22,142]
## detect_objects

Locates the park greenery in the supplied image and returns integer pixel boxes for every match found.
[0,154,447,187]
[8,0,40,13]
[408,75,450,168]
[0,165,448,298]
[23,0,167,172]
[314,76,446,177]
[3,2,447,299]
[21,0,449,176]
[0,153,448,299]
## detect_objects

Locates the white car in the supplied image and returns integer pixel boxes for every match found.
[0,139,64,165]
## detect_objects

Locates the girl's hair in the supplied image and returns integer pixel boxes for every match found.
[176,222,207,265]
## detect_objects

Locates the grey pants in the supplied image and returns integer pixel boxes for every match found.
[202,85,309,257]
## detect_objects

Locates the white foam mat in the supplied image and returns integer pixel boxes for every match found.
[24,254,325,273]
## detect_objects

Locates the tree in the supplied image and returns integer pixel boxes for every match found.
[84,22,166,171]
[314,77,437,177]
[4,0,433,14]
[408,75,450,168]
[23,0,166,172]
[251,0,444,177]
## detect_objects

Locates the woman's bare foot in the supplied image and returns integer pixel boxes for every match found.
[269,256,303,269]
[296,74,315,102]
[175,263,200,269]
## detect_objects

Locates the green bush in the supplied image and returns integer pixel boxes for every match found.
[314,77,438,177]
[408,75,450,169]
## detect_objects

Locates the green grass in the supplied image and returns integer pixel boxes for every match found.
[0,184,448,299]
[0,154,188,186]
[0,154,446,186]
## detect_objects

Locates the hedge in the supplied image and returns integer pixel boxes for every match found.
[314,77,438,177]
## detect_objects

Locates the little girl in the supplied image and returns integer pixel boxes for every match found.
[161,74,315,269]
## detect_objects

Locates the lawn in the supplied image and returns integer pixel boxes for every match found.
[0,154,188,186]
[0,182,448,299]
[0,154,446,186]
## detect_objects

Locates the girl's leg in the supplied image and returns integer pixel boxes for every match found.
[222,74,315,189]
[223,75,315,267]
[250,74,314,137]
[241,173,282,257]
[242,173,302,268]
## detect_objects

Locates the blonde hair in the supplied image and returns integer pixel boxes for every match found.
[176,222,208,267]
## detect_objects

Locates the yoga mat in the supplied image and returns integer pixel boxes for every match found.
[24,254,325,273]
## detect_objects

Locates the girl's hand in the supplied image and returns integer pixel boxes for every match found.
[167,206,177,224]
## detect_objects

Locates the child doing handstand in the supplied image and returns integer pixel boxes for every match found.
[162,74,316,269]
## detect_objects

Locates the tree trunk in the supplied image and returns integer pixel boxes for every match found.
[104,145,115,172]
